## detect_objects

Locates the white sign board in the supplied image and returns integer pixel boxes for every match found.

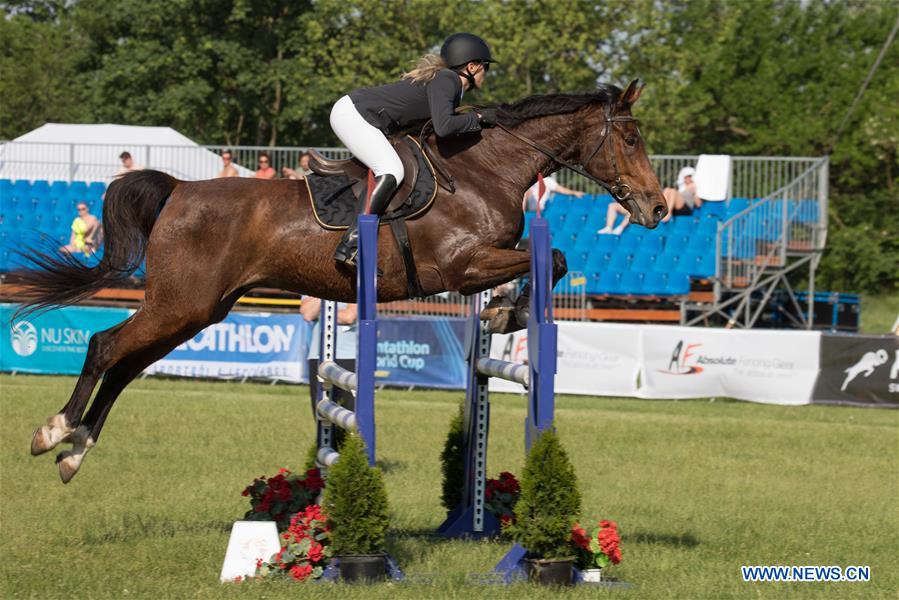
[219,521,280,582]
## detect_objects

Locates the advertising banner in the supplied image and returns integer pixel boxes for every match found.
[487,322,641,396]
[639,325,820,405]
[145,312,311,383]
[375,318,467,389]
[812,334,899,407]
[0,303,133,375]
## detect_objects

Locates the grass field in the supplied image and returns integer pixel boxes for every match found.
[861,294,899,334]
[1,374,897,599]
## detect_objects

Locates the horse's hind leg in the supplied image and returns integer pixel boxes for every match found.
[53,294,240,483]
[31,319,131,456]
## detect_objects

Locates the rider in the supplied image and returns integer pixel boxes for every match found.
[329,32,498,268]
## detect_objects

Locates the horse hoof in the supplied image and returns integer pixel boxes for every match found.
[56,452,80,484]
[31,426,54,456]
[480,295,514,321]
[486,309,514,334]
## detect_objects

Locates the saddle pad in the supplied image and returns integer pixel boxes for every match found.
[306,137,438,230]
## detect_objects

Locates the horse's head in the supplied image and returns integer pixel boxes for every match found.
[578,80,666,228]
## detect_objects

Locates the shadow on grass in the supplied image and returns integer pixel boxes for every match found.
[376,458,407,473]
[81,514,233,545]
[627,530,700,548]
[385,528,509,567]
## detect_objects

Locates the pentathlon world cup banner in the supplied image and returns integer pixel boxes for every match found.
[374,318,468,389]
[144,312,311,383]
[638,325,821,405]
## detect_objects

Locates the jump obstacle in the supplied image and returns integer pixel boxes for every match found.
[315,212,378,468]
[438,213,559,541]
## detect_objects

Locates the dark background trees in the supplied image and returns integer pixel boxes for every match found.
[1,0,896,293]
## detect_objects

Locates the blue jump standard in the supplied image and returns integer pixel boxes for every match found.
[314,213,403,582]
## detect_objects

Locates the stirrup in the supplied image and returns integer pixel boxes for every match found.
[334,242,359,268]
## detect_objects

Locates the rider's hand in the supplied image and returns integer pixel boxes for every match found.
[478,108,498,128]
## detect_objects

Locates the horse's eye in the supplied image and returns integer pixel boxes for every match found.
[625,135,637,147]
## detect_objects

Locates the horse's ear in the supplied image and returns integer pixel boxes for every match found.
[620,79,645,107]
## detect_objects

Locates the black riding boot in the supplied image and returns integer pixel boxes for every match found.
[334,174,398,268]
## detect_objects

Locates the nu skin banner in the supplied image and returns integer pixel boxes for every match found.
[638,325,821,405]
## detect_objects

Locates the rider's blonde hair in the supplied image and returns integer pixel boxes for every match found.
[401,54,447,83]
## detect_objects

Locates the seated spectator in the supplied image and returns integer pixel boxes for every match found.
[597,202,631,235]
[60,203,103,255]
[522,175,585,212]
[663,166,702,217]
[281,152,312,180]
[116,151,143,175]
[254,152,277,179]
[301,297,358,417]
[217,150,239,178]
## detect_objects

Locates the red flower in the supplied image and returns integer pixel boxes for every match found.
[256,558,263,568]
[289,564,313,581]
[599,519,616,530]
[241,487,251,497]
[278,467,291,475]
[571,524,591,551]
[307,541,325,563]
[499,514,513,527]
[233,575,243,583]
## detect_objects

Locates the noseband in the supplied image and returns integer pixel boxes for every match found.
[496,103,639,202]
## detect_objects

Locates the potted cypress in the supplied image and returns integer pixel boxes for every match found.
[322,433,390,583]
[506,429,582,585]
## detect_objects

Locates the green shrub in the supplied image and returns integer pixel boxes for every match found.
[323,433,389,556]
[440,401,465,512]
[507,429,582,559]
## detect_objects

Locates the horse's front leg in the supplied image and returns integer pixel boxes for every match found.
[475,247,568,333]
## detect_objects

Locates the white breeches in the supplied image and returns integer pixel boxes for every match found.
[329,95,405,185]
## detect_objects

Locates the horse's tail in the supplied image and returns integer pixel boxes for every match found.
[13,170,178,317]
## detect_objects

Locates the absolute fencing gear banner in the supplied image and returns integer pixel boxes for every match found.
[638,326,820,405]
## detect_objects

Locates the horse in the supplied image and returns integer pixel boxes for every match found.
[16,79,665,483]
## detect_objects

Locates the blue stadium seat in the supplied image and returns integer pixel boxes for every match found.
[631,253,656,272]
[584,253,610,275]
[68,181,89,200]
[686,235,713,254]
[654,252,680,272]
[696,253,716,278]
[31,180,50,198]
[617,234,640,255]
[595,271,624,295]
[701,201,727,218]
[643,272,668,295]
[675,254,703,276]
[727,198,750,216]
[607,252,630,271]
[664,273,691,295]
[595,234,618,254]
[671,217,694,236]
[49,180,69,197]
[695,219,718,237]
[620,271,645,294]
[87,182,106,199]
[638,235,663,255]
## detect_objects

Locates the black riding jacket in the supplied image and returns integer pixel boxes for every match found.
[349,69,481,137]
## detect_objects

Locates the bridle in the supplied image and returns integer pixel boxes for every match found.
[496,103,639,202]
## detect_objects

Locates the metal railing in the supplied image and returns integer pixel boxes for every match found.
[715,158,828,293]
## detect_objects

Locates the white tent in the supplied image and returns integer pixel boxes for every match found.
[0,123,253,182]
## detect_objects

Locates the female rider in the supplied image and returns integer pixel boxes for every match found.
[329,32,498,268]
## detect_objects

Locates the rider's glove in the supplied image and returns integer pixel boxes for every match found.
[478,108,498,128]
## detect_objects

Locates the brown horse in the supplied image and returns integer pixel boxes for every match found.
[16,80,664,483]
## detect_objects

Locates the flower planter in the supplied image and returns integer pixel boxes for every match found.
[581,567,602,583]
[338,554,386,583]
[525,557,574,586]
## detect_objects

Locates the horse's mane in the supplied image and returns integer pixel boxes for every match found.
[495,83,622,127]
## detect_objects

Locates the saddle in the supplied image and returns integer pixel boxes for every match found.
[303,136,439,299]
[304,136,437,230]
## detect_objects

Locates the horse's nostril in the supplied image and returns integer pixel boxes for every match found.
[653,204,666,222]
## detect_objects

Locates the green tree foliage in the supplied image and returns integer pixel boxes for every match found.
[322,433,389,556]
[507,430,581,559]
[1,0,896,291]
[439,400,465,512]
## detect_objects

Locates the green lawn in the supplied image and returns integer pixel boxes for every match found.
[861,294,899,334]
[1,375,896,599]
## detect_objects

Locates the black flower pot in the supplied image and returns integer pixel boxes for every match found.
[525,557,574,586]
[338,554,386,583]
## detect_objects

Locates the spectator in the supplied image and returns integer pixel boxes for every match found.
[254,152,276,179]
[281,152,312,180]
[522,175,584,212]
[301,297,358,417]
[663,166,702,217]
[116,151,143,175]
[217,150,239,178]
[597,202,631,235]
[60,203,103,255]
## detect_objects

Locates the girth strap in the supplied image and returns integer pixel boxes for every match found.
[388,218,425,299]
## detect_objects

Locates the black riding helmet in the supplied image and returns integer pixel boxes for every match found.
[441,32,495,69]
